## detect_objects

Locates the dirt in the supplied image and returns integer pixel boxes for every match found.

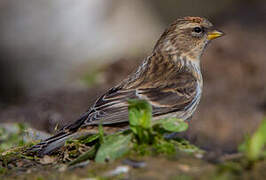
[2,152,266,180]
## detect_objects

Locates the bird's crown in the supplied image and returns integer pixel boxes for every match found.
[153,16,223,60]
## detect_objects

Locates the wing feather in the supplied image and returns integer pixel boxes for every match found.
[80,70,197,126]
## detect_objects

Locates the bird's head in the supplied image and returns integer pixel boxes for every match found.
[153,16,224,60]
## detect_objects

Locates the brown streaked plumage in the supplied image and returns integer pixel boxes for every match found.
[28,16,224,156]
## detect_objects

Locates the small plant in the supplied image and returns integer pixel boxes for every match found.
[214,118,266,179]
[85,99,200,163]
[128,99,153,144]
[239,119,266,161]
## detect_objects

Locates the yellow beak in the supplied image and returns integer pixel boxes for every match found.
[207,30,224,40]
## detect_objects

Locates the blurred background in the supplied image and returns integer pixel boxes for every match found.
[0,0,265,153]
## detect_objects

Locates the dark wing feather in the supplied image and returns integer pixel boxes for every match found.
[137,72,198,116]
[81,87,136,126]
[75,70,197,126]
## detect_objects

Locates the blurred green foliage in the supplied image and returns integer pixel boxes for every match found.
[0,123,27,152]
[82,68,103,87]
[239,119,266,161]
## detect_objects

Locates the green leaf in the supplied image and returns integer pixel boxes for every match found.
[239,119,266,161]
[128,99,152,129]
[247,119,266,161]
[80,134,99,144]
[128,99,153,144]
[98,124,105,144]
[160,118,188,133]
[95,133,132,163]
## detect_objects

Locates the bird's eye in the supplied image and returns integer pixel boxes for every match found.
[193,27,202,33]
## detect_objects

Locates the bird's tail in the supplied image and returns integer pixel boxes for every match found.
[27,113,90,157]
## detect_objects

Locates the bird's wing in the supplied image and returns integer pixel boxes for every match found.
[83,87,136,125]
[138,72,198,116]
[75,70,198,127]
[28,65,198,156]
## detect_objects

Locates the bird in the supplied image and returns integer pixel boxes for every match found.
[28,16,224,156]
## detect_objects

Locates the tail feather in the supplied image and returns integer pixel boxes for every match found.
[27,132,71,156]
[27,113,90,157]
[27,130,95,156]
